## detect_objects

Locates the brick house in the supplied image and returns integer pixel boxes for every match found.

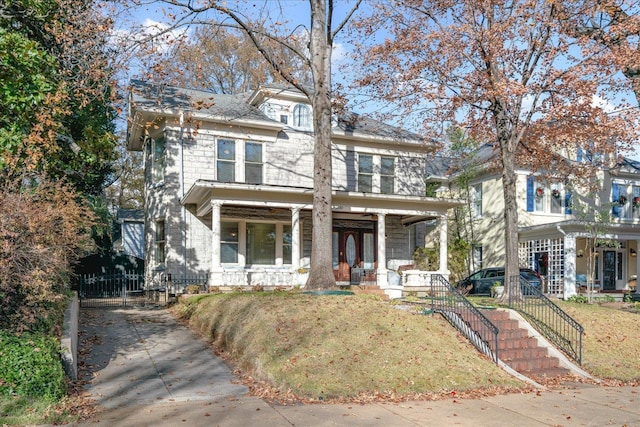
[126,80,461,297]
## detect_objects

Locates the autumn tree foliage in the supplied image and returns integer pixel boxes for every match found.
[147,25,310,93]
[354,0,639,301]
[0,179,95,334]
[129,0,362,289]
[0,0,118,332]
[0,0,118,195]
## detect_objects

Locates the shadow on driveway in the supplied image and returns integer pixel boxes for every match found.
[78,306,248,409]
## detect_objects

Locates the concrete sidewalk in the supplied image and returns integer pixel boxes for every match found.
[74,306,640,426]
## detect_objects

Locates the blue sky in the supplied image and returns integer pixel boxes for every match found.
[114,0,639,160]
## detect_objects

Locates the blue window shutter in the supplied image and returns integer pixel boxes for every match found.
[565,190,572,215]
[526,175,534,212]
[577,147,583,163]
[612,183,621,218]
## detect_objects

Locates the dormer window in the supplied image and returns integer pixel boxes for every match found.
[293,104,311,129]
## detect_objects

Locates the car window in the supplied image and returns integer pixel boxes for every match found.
[469,271,483,280]
[486,270,503,278]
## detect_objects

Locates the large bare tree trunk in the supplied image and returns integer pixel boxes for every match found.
[306,0,336,289]
[498,147,522,303]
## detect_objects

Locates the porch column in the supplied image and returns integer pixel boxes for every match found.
[291,207,301,270]
[438,215,448,274]
[377,213,388,287]
[635,240,640,292]
[564,234,577,299]
[210,201,224,287]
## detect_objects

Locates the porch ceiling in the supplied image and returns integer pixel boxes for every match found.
[182,180,462,218]
[519,220,640,241]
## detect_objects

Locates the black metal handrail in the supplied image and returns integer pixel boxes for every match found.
[507,275,583,365]
[429,274,499,363]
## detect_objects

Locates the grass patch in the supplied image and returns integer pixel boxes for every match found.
[557,301,640,381]
[174,293,524,401]
[0,395,77,426]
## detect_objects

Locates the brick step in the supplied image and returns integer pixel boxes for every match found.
[498,347,549,361]
[522,367,572,379]
[476,309,569,379]
[506,355,561,372]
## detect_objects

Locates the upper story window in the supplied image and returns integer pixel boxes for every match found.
[612,183,640,220]
[216,138,264,184]
[526,176,571,215]
[380,157,395,194]
[293,104,311,129]
[358,154,373,192]
[245,142,263,184]
[217,139,236,182]
[472,183,483,218]
[151,136,165,184]
[154,219,165,264]
[357,153,397,194]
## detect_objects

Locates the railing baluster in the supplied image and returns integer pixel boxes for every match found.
[507,275,584,365]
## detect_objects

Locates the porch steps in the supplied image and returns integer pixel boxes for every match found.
[479,309,571,380]
[350,285,389,301]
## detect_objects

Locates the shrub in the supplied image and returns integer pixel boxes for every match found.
[0,332,66,401]
[0,179,94,334]
[566,294,589,303]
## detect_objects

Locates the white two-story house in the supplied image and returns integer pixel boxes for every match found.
[432,144,640,298]
[126,80,460,296]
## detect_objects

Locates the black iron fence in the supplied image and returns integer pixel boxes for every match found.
[161,273,210,294]
[507,275,583,365]
[429,274,499,363]
[77,271,146,308]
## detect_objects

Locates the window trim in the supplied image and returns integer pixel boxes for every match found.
[154,219,166,265]
[292,104,311,129]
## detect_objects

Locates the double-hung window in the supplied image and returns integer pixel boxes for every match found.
[358,154,373,192]
[152,137,165,184]
[245,142,263,184]
[526,177,570,215]
[217,139,236,182]
[154,220,165,264]
[221,222,239,263]
[380,157,395,194]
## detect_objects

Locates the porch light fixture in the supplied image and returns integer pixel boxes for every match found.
[631,248,637,258]
[577,249,584,258]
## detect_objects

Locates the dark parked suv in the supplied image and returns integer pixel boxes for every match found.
[456,267,543,295]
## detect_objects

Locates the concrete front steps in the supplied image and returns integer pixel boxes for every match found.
[480,309,571,380]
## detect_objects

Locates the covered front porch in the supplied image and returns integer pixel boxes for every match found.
[519,221,640,298]
[182,180,459,297]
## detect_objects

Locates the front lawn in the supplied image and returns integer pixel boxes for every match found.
[174,292,526,402]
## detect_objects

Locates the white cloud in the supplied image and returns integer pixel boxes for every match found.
[111,18,190,55]
[590,95,616,113]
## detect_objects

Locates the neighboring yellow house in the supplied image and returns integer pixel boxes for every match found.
[429,145,640,299]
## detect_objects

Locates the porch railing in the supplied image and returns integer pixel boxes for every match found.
[163,273,210,294]
[507,275,584,365]
[429,274,499,363]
